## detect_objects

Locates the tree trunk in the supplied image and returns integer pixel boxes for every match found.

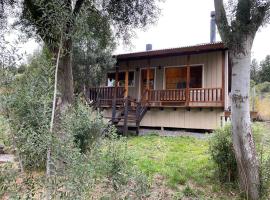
[230,38,260,200]
[56,38,74,108]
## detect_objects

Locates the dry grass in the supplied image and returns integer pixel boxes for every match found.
[257,97,270,121]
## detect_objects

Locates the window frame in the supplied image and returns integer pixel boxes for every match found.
[106,70,136,87]
[163,64,204,89]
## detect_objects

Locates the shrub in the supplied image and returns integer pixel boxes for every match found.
[0,115,10,147]
[260,156,270,199]
[182,185,196,197]
[1,49,54,170]
[209,125,237,183]
[91,132,149,199]
[210,122,269,195]
[61,99,106,153]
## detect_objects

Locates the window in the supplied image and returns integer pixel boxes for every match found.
[165,67,187,89]
[165,65,203,89]
[190,66,202,88]
[107,71,135,87]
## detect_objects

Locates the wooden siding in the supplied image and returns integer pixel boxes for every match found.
[139,108,223,129]
[102,108,224,130]
[117,51,225,102]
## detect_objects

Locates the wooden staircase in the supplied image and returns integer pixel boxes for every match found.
[110,97,148,135]
[87,87,149,135]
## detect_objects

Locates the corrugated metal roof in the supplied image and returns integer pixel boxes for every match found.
[115,42,226,60]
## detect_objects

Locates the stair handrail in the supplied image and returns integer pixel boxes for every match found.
[136,89,149,122]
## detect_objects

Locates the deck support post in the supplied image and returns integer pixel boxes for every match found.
[222,51,225,108]
[124,63,129,98]
[186,55,191,107]
[123,97,129,136]
[146,59,150,90]
[112,66,119,122]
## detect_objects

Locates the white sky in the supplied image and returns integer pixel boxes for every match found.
[20,0,270,62]
[115,0,270,61]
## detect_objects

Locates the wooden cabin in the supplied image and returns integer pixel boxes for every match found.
[87,42,231,134]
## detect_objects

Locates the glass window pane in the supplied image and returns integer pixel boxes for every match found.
[165,67,187,89]
[190,66,202,88]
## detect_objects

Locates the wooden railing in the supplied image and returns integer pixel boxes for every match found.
[88,87,223,107]
[146,88,223,105]
[148,89,186,103]
[89,87,125,107]
[189,88,223,103]
[89,87,125,101]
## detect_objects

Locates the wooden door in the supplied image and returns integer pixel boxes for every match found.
[140,69,155,96]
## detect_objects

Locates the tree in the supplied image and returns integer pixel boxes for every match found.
[251,59,259,83]
[259,55,270,82]
[214,0,270,199]
[72,8,115,93]
[1,0,161,109]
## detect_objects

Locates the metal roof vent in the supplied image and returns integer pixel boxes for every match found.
[146,44,152,51]
[210,11,216,43]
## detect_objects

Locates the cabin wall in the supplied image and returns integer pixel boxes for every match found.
[117,51,224,100]
[140,108,224,130]
[102,108,224,130]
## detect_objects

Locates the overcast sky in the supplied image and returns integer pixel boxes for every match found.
[22,0,270,61]
[115,0,270,61]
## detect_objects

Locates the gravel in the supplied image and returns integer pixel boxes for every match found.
[0,154,14,164]
[138,128,211,139]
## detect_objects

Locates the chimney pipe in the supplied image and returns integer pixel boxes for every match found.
[146,44,152,51]
[210,11,216,43]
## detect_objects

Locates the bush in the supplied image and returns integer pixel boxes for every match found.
[1,49,54,170]
[256,82,270,93]
[0,115,10,147]
[210,122,269,194]
[91,132,149,199]
[260,156,270,199]
[209,125,237,183]
[61,99,106,153]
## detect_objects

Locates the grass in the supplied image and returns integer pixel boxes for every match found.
[0,115,8,145]
[127,136,213,188]
[126,124,270,199]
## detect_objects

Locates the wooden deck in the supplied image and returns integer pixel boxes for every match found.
[88,87,224,108]
[87,87,224,135]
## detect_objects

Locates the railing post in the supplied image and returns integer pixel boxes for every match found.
[112,87,117,123]
[186,55,190,106]
[123,97,129,136]
[135,101,141,135]
[222,51,225,107]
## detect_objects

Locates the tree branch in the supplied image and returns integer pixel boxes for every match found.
[236,0,252,25]
[24,0,42,22]
[214,0,231,43]
[250,1,270,33]
[73,0,85,17]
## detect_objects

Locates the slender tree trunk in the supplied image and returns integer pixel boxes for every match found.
[56,38,74,108]
[230,38,260,200]
[84,62,90,96]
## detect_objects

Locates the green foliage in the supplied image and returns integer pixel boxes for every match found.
[128,135,212,188]
[251,58,260,83]
[256,81,270,93]
[260,156,270,199]
[62,100,106,153]
[0,115,9,146]
[183,185,196,197]
[2,48,54,170]
[209,125,237,183]
[91,133,149,199]
[209,123,269,188]
[0,163,20,197]
[259,55,270,83]
[250,56,270,84]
